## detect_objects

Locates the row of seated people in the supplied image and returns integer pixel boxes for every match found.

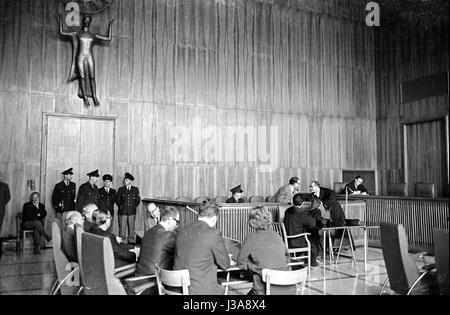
[60,192,345,295]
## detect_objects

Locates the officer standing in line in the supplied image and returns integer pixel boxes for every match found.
[52,168,77,224]
[76,169,101,212]
[116,172,140,244]
[99,174,116,233]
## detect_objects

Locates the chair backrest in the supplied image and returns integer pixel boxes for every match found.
[52,220,79,295]
[249,196,265,203]
[414,183,435,198]
[387,183,407,197]
[195,196,210,204]
[262,268,307,295]
[81,232,126,295]
[265,196,271,202]
[175,196,193,203]
[155,265,190,295]
[74,223,85,285]
[270,223,288,249]
[334,182,346,194]
[380,221,420,294]
[213,196,228,203]
[155,196,172,201]
[433,229,449,295]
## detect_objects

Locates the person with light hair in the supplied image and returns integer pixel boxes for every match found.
[237,206,294,295]
[82,203,98,232]
[62,211,84,262]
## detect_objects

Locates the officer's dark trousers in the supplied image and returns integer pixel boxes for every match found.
[22,220,51,246]
[119,215,135,243]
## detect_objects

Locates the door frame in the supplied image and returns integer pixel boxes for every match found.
[40,113,118,210]
[402,115,449,196]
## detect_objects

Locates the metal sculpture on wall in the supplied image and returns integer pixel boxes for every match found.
[59,0,114,107]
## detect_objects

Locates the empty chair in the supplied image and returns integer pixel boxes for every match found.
[379,222,435,295]
[262,268,307,295]
[50,220,80,295]
[333,182,346,194]
[250,196,265,203]
[195,196,210,204]
[213,196,228,203]
[387,183,407,197]
[433,229,449,295]
[155,265,190,295]
[270,223,311,273]
[415,183,435,198]
[175,196,193,203]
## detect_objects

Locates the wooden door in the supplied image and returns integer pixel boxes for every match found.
[43,115,115,235]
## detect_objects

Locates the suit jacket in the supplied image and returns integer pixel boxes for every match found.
[136,224,176,276]
[116,186,140,216]
[345,181,368,194]
[173,220,230,295]
[62,227,77,262]
[225,197,245,203]
[76,182,101,212]
[269,184,299,203]
[237,229,294,295]
[98,187,116,216]
[89,225,136,267]
[22,201,47,225]
[283,206,317,248]
[313,187,345,227]
[0,181,11,213]
[52,181,76,213]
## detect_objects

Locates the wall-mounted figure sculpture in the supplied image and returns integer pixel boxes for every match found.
[59,14,113,107]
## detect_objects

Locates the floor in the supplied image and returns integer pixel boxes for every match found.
[0,242,429,295]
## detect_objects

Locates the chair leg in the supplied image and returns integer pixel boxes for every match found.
[379,277,389,295]
[49,280,59,295]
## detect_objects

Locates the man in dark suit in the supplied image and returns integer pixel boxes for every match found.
[76,169,101,212]
[309,181,345,227]
[226,184,245,203]
[22,192,51,254]
[116,172,140,244]
[283,194,322,266]
[52,168,77,223]
[99,174,116,233]
[269,177,301,203]
[345,176,369,195]
[173,202,230,295]
[89,209,137,267]
[0,173,11,256]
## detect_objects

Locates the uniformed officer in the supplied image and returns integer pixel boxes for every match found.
[76,169,101,212]
[116,172,140,244]
[226,184,245,203]
[52,168,77,224]
[99,174,116,233]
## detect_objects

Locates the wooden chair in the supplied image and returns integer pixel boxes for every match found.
[379,222,435,295]
[433,229,449,295]
[333,182,346,194]
[262,268,307,295]
[195,196,210,204]
[49,220,80,295]
[176,196,193,203]
[249,196,265,203]
[213,196,228,203]
[387,183,407,197]
[415,183,435,198]
[270,223,311,274]
[16,213,34,251]
[155,265,190,295]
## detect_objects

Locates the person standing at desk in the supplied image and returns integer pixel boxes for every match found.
[345,176,369,195]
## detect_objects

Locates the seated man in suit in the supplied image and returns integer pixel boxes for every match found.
[82,203,98,232]
[269,177,301,203]
[345,176,369,195]
[90,208,137,267]
[283,194,322,267]
[22,192,51,254]
[226,185,245,203]
[144,203,160,232]
[173,202,230,295]
[63,211,84,262]
[309,181,345,228]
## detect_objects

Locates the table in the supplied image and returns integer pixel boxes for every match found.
[322,225,379,273]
